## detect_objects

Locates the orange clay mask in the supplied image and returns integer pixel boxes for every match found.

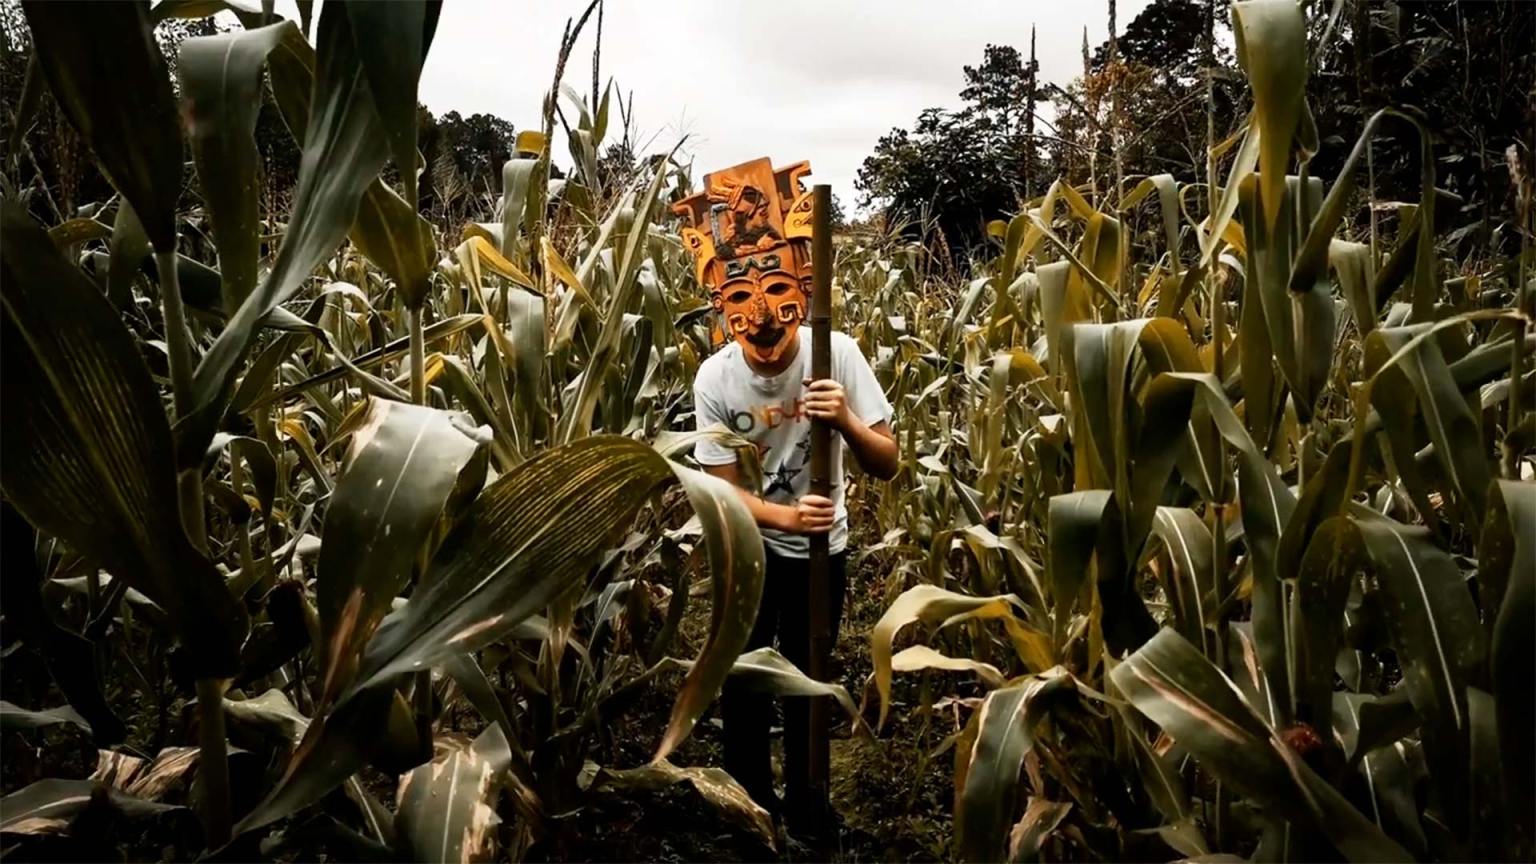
[673,157,817,365]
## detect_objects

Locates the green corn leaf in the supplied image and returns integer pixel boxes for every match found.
[178,21,300,314]
[956,668,1076,864]
[1161,372,1297,724]
[21,0,182,252]
[1329,239,1376,334]
[1365,323,1493,525]
[352,181,437,310]
[559,150,677,443]
[344,0,440,207]
[179,1,401,464]
[1347,509,1484,829]
[394,725,511,864]
[1288,109,1435,314]
[1047,491,1111,649]
[0,202,248,678]
[1112,629,1410,863]
[1231,0,1309,234]
[235,435,762,834]
[315,400,485,705]
[1332,693,1428,859]
[499,157,541,260]
[1199,119,1259,267]
[1483,479,1534,855]
[1293,519,1364,730]
[1150,507,1217,654]
[1239,173,1335,421]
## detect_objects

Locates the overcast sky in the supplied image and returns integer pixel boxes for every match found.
[272,1,1150,209]
[418,1,1153,206]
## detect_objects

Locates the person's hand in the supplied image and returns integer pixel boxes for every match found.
[803,378,852,430]
[786,494,835,534]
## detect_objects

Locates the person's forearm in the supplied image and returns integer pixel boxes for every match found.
[838,416,899,480]
[734,486,796,532]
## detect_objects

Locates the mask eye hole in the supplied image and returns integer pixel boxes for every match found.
[726,289,753,305]
[765,281,793,297]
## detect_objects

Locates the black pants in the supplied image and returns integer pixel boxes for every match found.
[722,548,847,825]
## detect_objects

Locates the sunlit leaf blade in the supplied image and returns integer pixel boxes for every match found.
[0,779,182,837]
[394,726,511,864]
[1112,630,1410,863]
[0,202,248,678]
[957,669,1075,863]
[353,433,665,684]
[0,702,92,735]
[180,0,393,463]
[871,584,1022,729]
[178,21,299,313]
[20,0,182,251]
[723,647,866,731]
[891,645,1005,689]
[592,760,775,850]
[316,400,484,704]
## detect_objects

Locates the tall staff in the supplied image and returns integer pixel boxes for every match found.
[805,183,834,828]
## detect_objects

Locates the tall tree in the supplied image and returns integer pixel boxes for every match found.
[857,44,1051,258]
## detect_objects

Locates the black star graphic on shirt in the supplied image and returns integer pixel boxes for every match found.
[793,435,811,458]
[764,462,802,497]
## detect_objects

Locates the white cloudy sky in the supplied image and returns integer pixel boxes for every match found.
[278,1,1150,209]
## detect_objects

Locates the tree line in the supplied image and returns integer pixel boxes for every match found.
[855,0,1534,265]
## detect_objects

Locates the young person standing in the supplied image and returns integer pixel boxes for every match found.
[674,158,898,836]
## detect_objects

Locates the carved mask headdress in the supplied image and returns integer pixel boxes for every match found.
[673,157,816,365]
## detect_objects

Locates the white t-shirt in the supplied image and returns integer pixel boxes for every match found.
[692,331,893,558]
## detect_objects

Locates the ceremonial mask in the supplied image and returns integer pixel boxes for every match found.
[673,158,817,365]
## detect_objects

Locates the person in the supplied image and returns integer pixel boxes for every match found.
[673,157,899,837]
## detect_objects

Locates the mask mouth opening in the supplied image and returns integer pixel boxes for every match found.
[745,325,785,348]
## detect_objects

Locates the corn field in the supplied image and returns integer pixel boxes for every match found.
[0,0,1531,862]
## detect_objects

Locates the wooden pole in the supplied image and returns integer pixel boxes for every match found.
[806,183,834,831]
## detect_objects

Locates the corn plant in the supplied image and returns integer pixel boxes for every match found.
[860,1,1532,861]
